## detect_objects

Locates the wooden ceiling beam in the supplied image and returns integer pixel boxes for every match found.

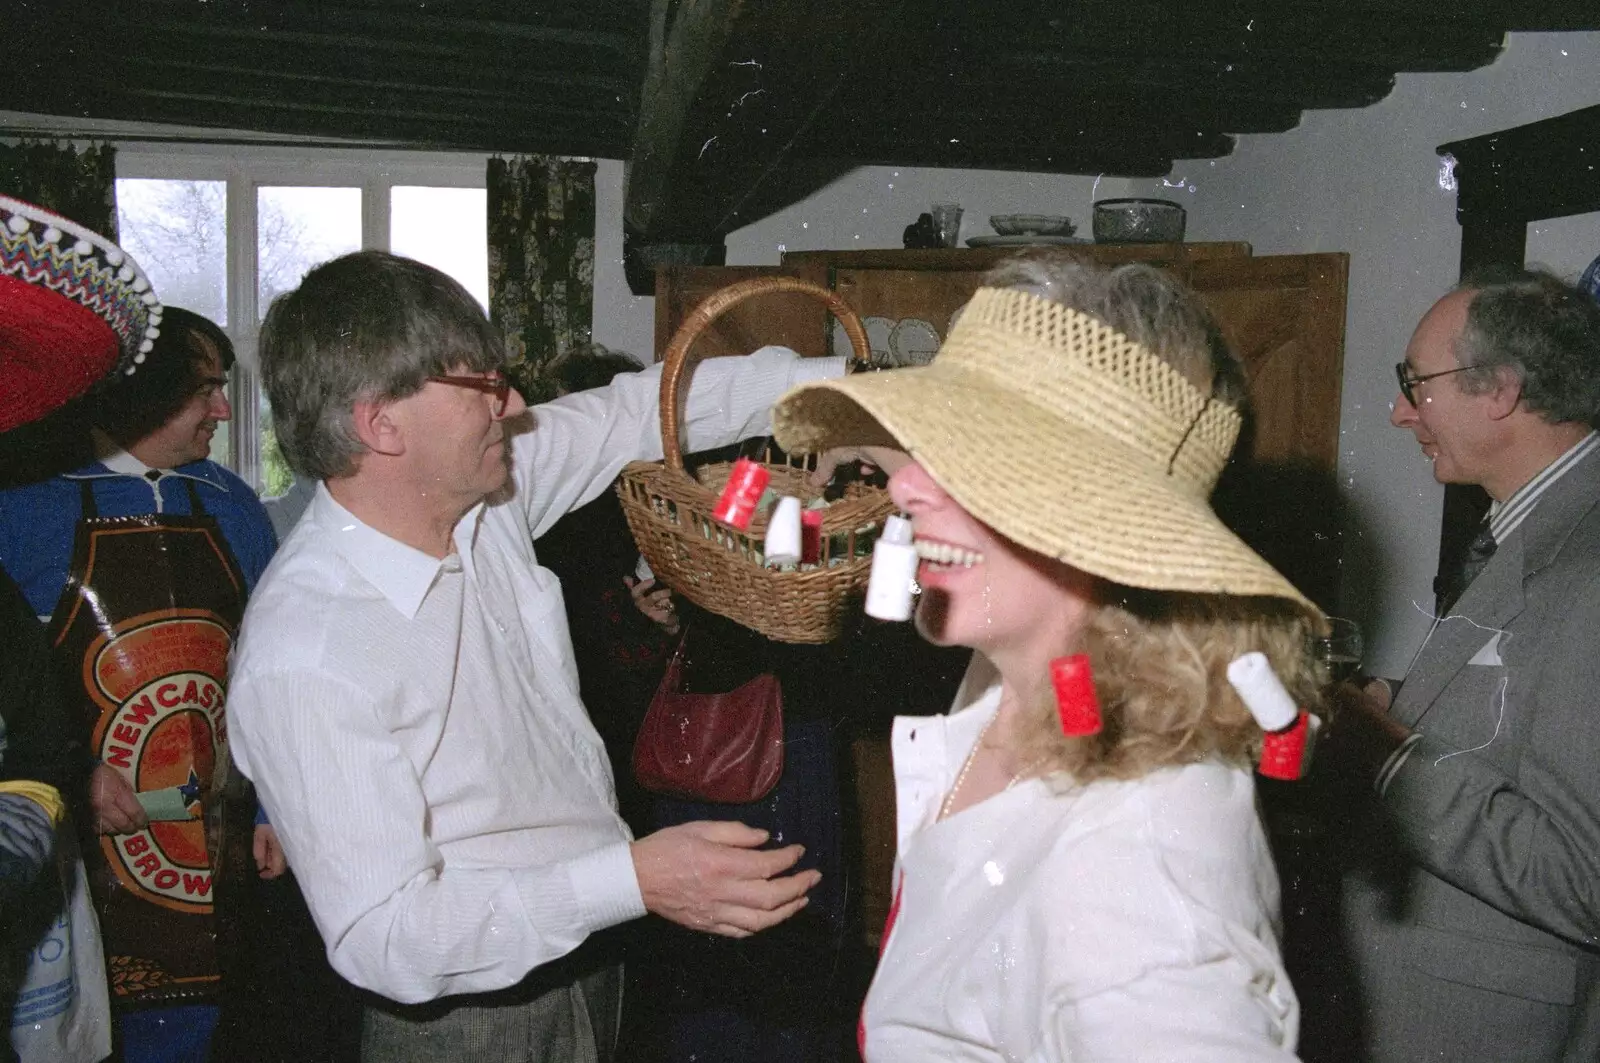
[934,7,1506,71]
[56,88,621,157]
[973,56,1397,110]
[966,0,1527,26]
[812,127,1237,174]
[120,58,635,126]
[1440,103,1600,223]
[140,4,641,61]
[853,81,1307,136]
[123,51,637,101]
[624,0,743,235]
[626,0,914,241]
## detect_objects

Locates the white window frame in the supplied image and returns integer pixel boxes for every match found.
[116,144,489,490]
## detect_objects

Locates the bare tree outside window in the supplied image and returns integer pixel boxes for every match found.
[117,179,228,326]
[115,176,486,499]
[255,187,361,496]
[256,186,361,318]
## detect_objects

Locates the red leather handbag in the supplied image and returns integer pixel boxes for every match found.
[632,636,785,804]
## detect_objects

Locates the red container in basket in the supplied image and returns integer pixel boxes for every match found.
[712,458,770,530]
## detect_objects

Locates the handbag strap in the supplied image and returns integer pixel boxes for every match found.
[657,628,690,692]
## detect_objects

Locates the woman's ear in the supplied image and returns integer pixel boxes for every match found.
[350,397,405,457]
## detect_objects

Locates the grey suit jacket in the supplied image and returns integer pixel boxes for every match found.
[1343,447,1600,1063]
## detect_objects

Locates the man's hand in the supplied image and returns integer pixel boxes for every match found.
[254,823,287,880]
[90,763,148,835]
[1322,678,1412,784]
[632,820,821,937]
[807,446,912,489]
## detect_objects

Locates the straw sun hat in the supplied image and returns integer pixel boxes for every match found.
[0,194,162,433]
[771,285,1318,618]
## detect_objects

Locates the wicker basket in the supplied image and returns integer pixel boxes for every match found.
[617,277,892,643]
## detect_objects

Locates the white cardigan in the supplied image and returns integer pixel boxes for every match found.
[861,676,1301,1062]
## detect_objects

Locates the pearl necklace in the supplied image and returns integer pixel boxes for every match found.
[937,709,1047,821]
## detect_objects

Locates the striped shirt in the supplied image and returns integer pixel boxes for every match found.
[1488,430,1600,542]
[1378,429,1599,795]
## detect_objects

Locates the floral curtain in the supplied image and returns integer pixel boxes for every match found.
[0,141,119,238]
[487,156,597,404]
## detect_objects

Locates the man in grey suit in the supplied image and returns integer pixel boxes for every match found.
[1327,269,1600,1063]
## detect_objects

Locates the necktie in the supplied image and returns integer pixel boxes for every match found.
[1436,521,1497,614]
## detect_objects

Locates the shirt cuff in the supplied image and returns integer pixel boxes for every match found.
[787,355,847,386]
[566,841,646,930]
[1374,732,1424,796]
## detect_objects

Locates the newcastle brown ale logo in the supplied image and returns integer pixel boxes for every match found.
[85,611,231,914]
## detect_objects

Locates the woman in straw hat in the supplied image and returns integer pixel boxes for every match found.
[773,254,1322,1061]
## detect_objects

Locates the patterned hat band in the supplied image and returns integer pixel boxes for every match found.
[1,195,164,432]
[1,195,162,374]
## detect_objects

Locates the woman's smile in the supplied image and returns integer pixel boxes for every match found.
[914,536,985,569]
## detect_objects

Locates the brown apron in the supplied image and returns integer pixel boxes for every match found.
[46,476,251,1008]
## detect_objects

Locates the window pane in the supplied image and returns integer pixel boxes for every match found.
[115,179,228,326]
[257,186,361,319]
[390,187,488,309]
[258,389,293,497]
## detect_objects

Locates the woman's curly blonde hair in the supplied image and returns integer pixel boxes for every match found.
[1016,587,1324,785]
[979,251,1323,784]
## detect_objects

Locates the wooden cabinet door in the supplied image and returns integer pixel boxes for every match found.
[1185,253,1348,472]
[652,263,831,362]
[1185,254,1349,612]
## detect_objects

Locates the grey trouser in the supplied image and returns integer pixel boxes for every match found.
[361,962,622,1063]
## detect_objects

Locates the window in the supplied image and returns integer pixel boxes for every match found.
[115,147,488,494]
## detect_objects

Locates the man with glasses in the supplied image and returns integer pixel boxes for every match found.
[1324,269,1600,1063]
[226,251,840,1062]
[0,306,284,1063]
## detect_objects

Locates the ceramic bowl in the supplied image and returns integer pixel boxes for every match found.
[988,213,1076,237]
[1091,199,1186,243]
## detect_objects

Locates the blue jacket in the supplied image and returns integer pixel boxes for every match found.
[0,447,276,620]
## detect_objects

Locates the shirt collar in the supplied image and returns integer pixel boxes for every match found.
[1488,430,1599,542]
[312,484,482,620]
[66,429,230,491]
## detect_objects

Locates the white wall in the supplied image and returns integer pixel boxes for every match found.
[590,160,1129,360]
[1120,31,1600,674]
[725,166,1127,263]
[591,158,657,360]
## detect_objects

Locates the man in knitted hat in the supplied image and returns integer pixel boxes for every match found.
[0,194,159,1063]
[1327,269,1600,1063]
[0,195,286,1063]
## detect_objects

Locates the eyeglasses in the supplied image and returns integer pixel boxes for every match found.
[428,372,512,416]
[1395,362,1474,407]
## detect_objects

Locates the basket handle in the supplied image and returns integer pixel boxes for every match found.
[658,276,871,472]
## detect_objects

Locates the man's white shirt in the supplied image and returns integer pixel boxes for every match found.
[228,348,842,1002]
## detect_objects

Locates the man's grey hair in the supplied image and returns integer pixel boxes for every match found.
[260,251,504,480]
[982,253,1248,406]
[1452,267,1600,427]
